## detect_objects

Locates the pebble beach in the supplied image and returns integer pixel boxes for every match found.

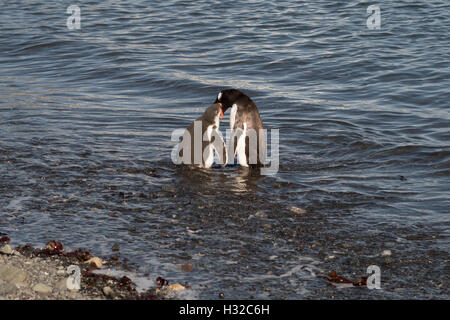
[0,240,178,300]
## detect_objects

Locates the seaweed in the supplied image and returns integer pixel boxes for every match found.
[0,236,10,244]
[324,271,368,288]
[156,276,169,287]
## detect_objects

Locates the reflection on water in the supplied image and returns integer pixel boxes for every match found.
[174,165,264,195]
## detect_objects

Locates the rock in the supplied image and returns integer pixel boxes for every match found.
[0,282,17,295]
[255,211,268,218]
[14,282,28,289]
[381,250,392,256]
[263,224,272,230]
[33,283,52,294]
[385,257,394,264]
[84,257,105,268]
[55,278,67,291]
[102,286,116,299]
[45,240,63,253]
[0,265,28,283]
[57,269,66,275]
[288,206,307,215]
[0,244,13,255]
[180,263,194,272]
[168,283,185,291]
[68,291,81,299]
[162,185,176,193]
[12,250,21,256]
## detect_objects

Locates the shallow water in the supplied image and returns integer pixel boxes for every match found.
[0,0,449,299]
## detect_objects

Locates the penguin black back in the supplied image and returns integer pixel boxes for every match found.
[215,89,266,168]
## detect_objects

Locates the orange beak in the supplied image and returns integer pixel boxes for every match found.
[218,103,224,119]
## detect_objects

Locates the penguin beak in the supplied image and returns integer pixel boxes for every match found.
[218,103,224,119]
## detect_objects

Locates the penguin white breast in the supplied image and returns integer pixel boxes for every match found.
[236,122,248,167]
[203,124,215,168]
[230,103,238,130]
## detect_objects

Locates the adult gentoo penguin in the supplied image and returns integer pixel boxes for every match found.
[214,89,266,168]
[176,103,227,168]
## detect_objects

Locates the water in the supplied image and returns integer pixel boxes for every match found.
[0,0,449,299]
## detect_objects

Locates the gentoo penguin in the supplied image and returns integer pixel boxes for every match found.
[214,89,266,168]
[176,103,227,168]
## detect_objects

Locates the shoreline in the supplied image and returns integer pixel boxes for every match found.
[0,239,181,300]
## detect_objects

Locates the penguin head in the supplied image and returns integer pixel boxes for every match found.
[204,103,223,122]
[214,89,244,113]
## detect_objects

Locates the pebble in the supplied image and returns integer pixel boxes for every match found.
[0,265,28,283]
[85,257,104,268]
[255,211,268,218]
[381,250,392,256]
[168,283,185,291]
[33,283,52,294]
[181,263,194,272]
[14,282,28,289]
[288,206,307,215]
[0,282,18,295]
[162,185,176,193]
[385,257,394,264]
[0,245,13,255]
[56,269,66,275]
[68,291,81,299]
[55,278,67,291]
[103,286,116,299]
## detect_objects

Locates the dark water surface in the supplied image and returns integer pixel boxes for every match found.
[1,1,449,299]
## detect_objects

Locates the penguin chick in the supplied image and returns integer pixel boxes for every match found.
[177,103,227,168]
